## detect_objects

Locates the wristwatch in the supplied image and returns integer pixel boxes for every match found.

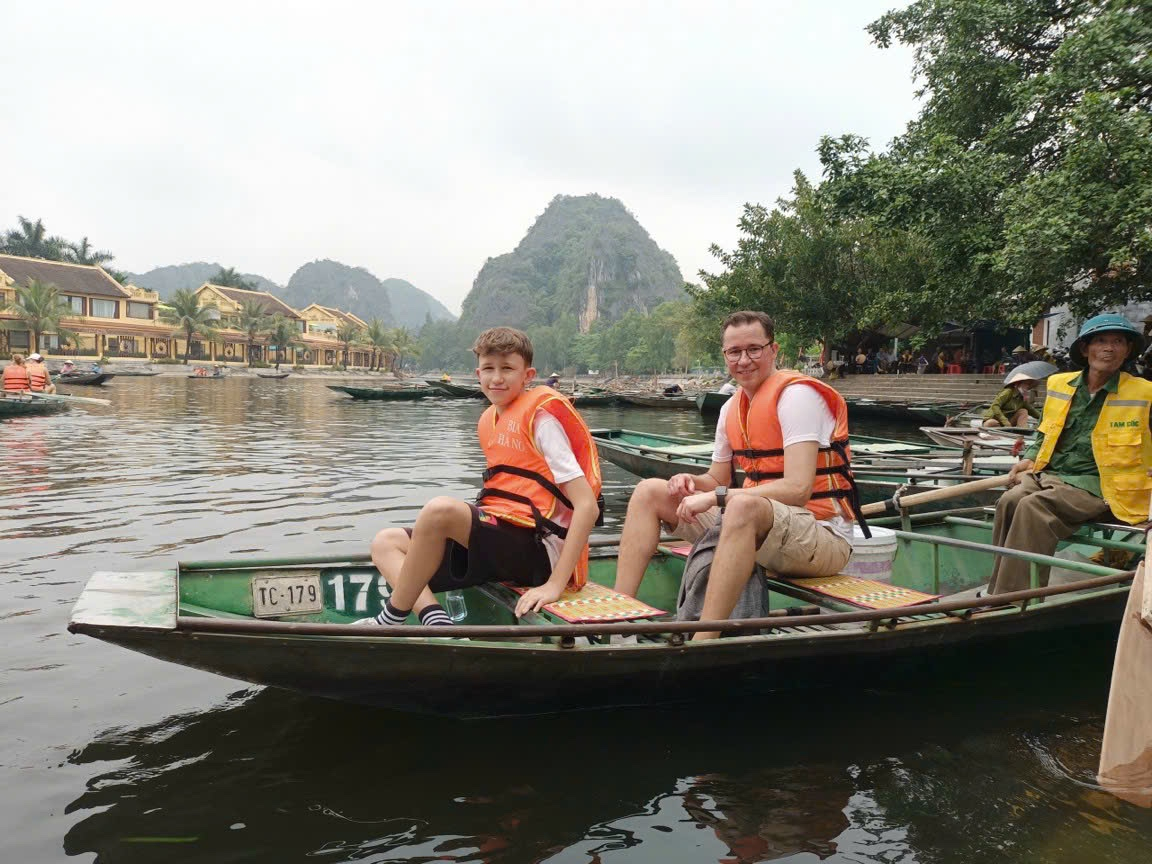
[715,486,728,512]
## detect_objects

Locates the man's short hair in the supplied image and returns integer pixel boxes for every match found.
[721,311,775,342]
[472,327,534,366]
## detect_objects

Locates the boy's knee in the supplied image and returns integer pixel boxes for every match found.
[371,527,407,558]
[418,496,468,531]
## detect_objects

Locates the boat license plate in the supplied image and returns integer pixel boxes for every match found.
[252,574,323,618]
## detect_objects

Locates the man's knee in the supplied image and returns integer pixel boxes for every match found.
[722,494,772,531]
[631,477,670,507]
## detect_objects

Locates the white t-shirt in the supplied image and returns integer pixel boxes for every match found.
[531,410,586,566]
[711,384,853,540]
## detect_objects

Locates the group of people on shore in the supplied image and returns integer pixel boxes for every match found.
[1,352,66,396]
[352,309,1151,635]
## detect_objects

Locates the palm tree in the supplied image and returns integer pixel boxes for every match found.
[2,279,78,353]
[390,327,420,376]
[267,316,302,370]
[2,217,67,260]
[210,266,256,290]
[236,299,271,366]
[336,321,362,368]
[363,319,395,371]
[159,288,219,364]
[66,237,115,267]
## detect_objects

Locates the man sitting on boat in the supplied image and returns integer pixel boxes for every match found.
[25,353,56,394]
[358,327,602,626]
[990,314,1152,594]
[613,310,867,639]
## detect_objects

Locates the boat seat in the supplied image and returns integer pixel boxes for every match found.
[646,443,715,457]
[480,581,667,624]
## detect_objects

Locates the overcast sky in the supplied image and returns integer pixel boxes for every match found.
[3,1,918,314]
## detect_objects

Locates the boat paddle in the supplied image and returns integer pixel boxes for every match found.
[859,473,1010,517]
[29,391,112,407]
[1097,488,1152,806]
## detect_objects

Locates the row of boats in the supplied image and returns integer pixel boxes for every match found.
[68,405,1146,718]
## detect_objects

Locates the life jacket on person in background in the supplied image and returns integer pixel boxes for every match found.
[475,386,604,589]
[726,370,870,536]
[26,362,49,391]
[2,363,31,393]
[1034,371,1152,524]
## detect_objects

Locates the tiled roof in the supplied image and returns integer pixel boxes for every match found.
[0,254,129,299]
[206,285,302,319]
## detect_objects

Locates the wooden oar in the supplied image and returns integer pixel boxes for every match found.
[1098,491,1152,806]
[859,474,1009,517]
[30,391,112,407]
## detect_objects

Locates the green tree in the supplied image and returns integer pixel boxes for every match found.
[159,288,219,364]
[335,321,362,368]
[210,267,257,290]
[363,319,395,371]
[2,217,67,260]
[390,327,420,375]
[65,237,115,267]
[820,0,1152,326]
[2,279,78,353]
[267,316,302,370]
[235,299,271,366]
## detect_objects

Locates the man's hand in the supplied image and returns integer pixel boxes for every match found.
[515,583,565,617]
[676,491,717,526]
[1007,459,1034,487]
[667,473,697,500]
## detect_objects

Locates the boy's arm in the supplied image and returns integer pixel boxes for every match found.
[514,475,599,617]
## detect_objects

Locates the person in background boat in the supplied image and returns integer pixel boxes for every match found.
[613,310,864,639]
[663,383,684,395]
[59,359,77,375]
[989,314,1152,595]
[90,360,102,374]
[440,372,452,383]
[25,353,56,394]
[359,327,602,626]
[2,353,32,396]
[981,377,1041,428]
[545,371,561,388]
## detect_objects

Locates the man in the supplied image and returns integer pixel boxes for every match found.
[613,310,864,639]
[25,353,55,394]
[989,314,1152,594]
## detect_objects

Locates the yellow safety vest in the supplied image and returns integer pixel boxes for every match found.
[1033,371,1152,524]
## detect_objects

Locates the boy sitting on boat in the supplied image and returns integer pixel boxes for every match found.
[358,327,602,626]
[613,310,867,639]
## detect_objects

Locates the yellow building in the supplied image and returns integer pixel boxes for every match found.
[0,254,167,358]
[1,256,378,368]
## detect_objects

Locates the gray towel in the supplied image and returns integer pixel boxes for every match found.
[676,519,770,622]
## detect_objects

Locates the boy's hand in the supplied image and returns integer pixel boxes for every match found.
[515,583,564,617]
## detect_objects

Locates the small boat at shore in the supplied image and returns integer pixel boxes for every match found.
[328,385,437,400]
[568,392,618,407]
[256,371,291,379]
[54,372,115,386]
[110,369,161,377]
[68,511,1142,717]
[0,395,70,418]
[424,378,486,398]
[842,395,978,425]
[619,393,699,410]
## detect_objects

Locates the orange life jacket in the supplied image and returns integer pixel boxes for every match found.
[726,370,869,533]
[2,364,31,393]
[26,362,49,391]
[475,386,604,589]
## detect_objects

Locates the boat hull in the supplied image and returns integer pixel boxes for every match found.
[54,372,114,386]
[328,385,436,400]
[619,394,698,410]
[0,396,70,417]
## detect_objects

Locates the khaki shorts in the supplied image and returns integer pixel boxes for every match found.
[669,500,851,578]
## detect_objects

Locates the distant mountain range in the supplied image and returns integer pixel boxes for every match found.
[128,260,455,329]
[459,194,685,331]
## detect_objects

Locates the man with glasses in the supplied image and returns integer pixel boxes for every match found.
[613,310,864,639]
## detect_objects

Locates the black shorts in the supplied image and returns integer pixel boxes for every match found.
[405,504,553,592]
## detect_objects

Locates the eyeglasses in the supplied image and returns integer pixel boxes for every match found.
[722,343,772,363]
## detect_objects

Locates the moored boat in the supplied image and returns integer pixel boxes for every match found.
[0,395,70,418]
[328,385,437,400]
[256,371,291,379]
[695,391,731,415]
[68,512,1142,717]
[424,378,486,398]
[842,395,974,425]
[619,393,699,410]
[569,392,618,407]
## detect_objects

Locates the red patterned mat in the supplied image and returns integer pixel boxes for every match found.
[784,574,938,610]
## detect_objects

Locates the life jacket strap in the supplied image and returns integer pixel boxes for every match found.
[481,463,605,527]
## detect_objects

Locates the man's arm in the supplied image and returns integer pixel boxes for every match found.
[514,476,599,616]
[675,443,817,524]
[666,461,733,498]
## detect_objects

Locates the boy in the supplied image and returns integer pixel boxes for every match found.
[359,327,602,626]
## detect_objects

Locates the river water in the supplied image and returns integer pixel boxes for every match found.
[2,376,1151,863]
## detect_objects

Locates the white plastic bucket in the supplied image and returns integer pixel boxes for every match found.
[843,525,898,584]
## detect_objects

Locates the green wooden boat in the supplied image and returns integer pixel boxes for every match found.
[424,378,486,398]
[67,513,1142,717]
[0,396,70,418]
[54,372,115,386]
[619,393,699,410]
[589,429,1014,506]
[569,392,618,407]
[695,391,731,415]
[328,385,437,401]
[843,396,978,425]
